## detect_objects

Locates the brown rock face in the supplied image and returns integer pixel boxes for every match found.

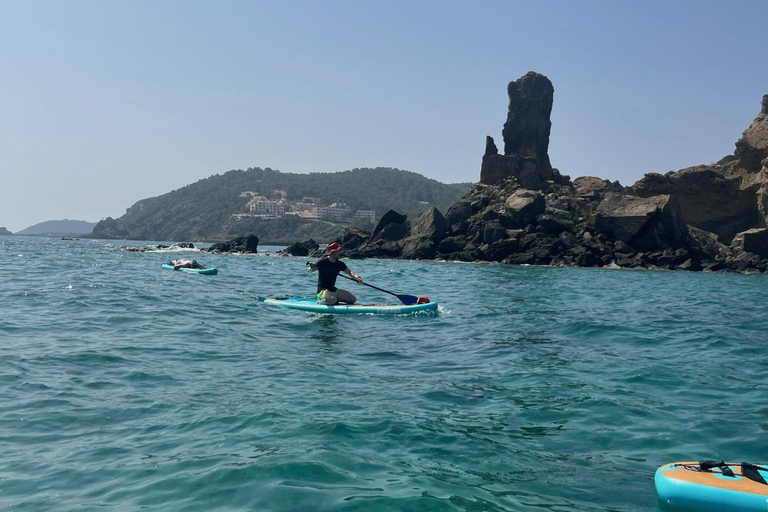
[595,193,688,251]
[632,96,768,244]
[734,95,768,173]
[480,72,564,189]
[631,166,763,244]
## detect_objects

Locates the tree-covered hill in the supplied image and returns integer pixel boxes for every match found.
[90,167,471,242]
[17,219,96,236]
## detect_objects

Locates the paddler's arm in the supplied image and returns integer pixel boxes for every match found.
[306,261,318,272]
[344,267,363,283]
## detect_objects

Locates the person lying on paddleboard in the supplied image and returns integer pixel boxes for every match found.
[171,258,206,270]
[306,242,363,305]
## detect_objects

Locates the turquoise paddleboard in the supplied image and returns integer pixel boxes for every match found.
[655,461,768,512]
[161,263,218,275]
[264,297,438,315]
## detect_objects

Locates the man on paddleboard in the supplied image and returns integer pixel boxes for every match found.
[306,242,363,305]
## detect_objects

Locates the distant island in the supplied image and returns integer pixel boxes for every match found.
[0,227,12,236]
[17,219,96,236]
[89,167,471,242]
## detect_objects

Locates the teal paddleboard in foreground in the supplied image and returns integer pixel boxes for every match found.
[161,263,218,275]
[264,297,438,315]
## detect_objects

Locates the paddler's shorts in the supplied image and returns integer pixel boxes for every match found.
[317,289,339,300]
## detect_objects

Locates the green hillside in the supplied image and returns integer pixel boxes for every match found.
[18,219,96,235]
[91,167,471,242]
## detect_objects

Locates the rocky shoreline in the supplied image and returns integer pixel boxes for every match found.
[284,73,768,273]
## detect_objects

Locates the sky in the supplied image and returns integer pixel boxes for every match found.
[1,0,767,232]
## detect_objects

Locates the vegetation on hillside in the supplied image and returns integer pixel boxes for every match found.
[17,219,96,235]
[91,167,471,242]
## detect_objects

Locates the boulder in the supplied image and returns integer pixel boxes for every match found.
[400,238,437,260]
[370,209,407,241]
[206,235,259,254]
[595,193,688,251]
[337,228,370,251]
[504,189,546,224]
[631,166,762,244]
[486,239,521,261]
[281,239,318,257]
[731,228,768,258]
[372,222,409,242]
[572,176,624,200]
[409,207,447,242]
[438,235,467,254]
[482,223,507,243]
[445,201,472,227]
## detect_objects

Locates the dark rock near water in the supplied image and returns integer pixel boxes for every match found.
[594,193,688,251]
[0,227,12,236]
[480,72,567,189]
[206,235,259,254]
[371,210,407,241]
[282,76,767,273]
[731,228,768,259]
[280,239,318,257]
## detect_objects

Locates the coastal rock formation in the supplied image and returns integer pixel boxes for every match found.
[631,95,768,244]
[594,193,688,251]
[480,72,568,189]
[90,217,132,240]
[280,239,318,257]
[734,95,768,173]
[292,75,767,273]
[205,235,259,254]
[0,227,12,235]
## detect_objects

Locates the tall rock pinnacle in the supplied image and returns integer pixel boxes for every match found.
[480,72,563,188]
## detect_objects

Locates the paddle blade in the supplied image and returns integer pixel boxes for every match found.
[397,294,419,305]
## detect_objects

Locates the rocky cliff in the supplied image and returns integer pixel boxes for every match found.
[330,74,768,273]
[0,227,12,236]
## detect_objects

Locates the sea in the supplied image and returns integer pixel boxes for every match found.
[1,236,766,512]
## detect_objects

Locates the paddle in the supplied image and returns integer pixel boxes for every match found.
[337,273,419,305]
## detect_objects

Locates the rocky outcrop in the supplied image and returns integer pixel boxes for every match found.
[0,227,12,235]
[205,235,259,254]
[90,217,132,240]
[594,193,688,251]
[631,166,763,244]
[631,95,768,245]
[280,239,318,257]
[480,72,568,189]
[731,228,768,259]
[281,75,768,273]
[734,95,768,173]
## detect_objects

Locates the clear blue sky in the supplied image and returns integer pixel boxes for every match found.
[1,0,766,232]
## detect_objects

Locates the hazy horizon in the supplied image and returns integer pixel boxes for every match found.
[2,0,767,232]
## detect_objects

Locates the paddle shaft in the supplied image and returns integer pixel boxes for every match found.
[338,273,396,296]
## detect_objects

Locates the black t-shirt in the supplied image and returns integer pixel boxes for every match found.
[316,258,348,293]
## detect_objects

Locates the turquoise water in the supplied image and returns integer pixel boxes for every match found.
[1,236,766,511]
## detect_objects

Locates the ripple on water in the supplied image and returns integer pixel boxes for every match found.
[0,237,767,511]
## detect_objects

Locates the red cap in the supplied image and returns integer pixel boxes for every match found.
[327,242,342,253]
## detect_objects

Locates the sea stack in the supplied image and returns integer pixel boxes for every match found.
[480,71,567,189]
